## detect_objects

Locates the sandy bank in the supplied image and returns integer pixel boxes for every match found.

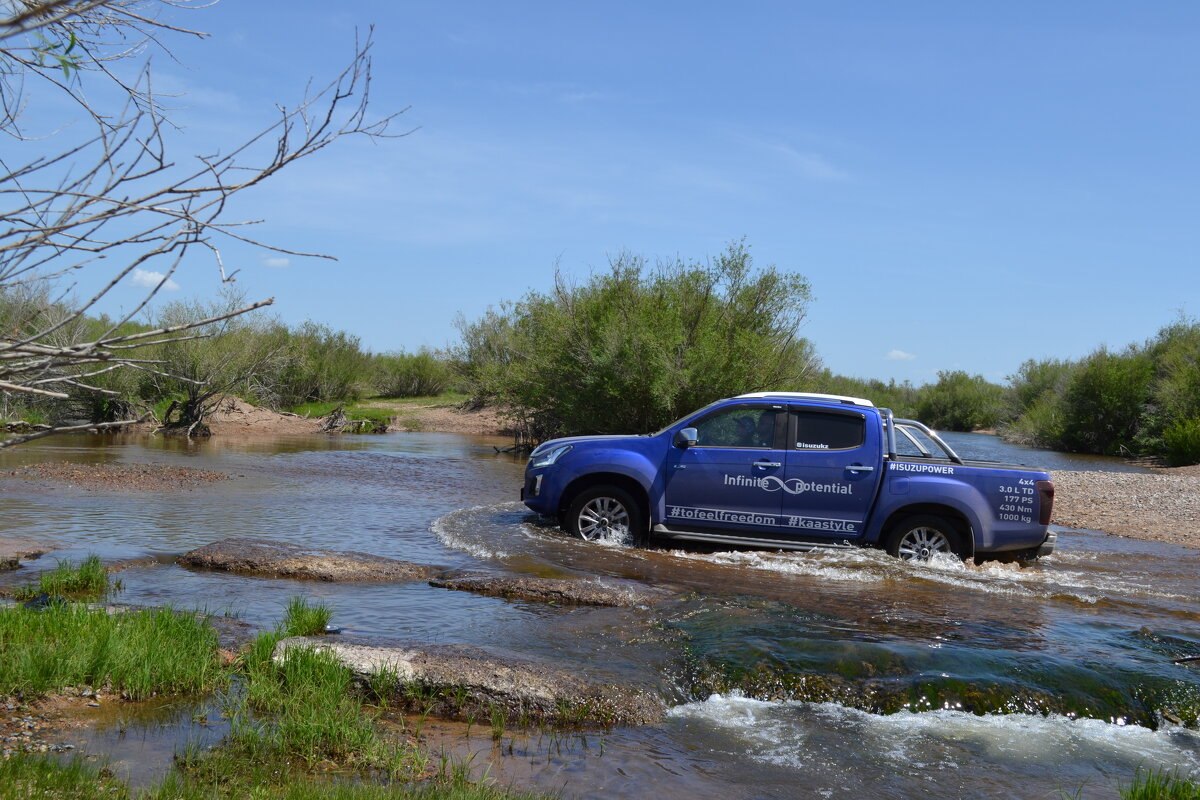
[202,396,509,437]
[1050,468,1200,549]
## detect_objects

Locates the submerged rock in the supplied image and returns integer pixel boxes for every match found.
[0,536,48,571]
[178,538,437,582]
[429,571,674,607]
[273,637,665,727]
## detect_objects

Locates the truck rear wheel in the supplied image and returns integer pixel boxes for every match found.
[564,484,645,546]
[885,515,963,563]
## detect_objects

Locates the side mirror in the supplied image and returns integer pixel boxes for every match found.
[675,427,698,448]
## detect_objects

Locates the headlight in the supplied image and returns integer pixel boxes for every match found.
[530,443,572,468]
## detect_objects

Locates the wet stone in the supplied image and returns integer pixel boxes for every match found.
[178,538,438,582]
[274,637,665,727]
[429,571,675,607]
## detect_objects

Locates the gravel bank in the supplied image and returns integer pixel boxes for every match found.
[1051,468,1200,549]
[3,461,227,492]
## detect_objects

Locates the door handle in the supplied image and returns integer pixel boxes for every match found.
[753,461,782,468]
[846,464,875,473]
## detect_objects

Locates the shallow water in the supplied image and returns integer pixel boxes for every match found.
[1,431,1197,798]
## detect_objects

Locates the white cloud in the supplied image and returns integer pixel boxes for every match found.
[262,257,291,268]
[751,140,849,182]
[772,145,849,182]
[886,349,917,361]
[131,269,180,291]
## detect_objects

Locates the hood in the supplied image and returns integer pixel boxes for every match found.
[531,433,646,455]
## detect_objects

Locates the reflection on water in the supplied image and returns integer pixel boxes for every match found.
[1,431,1197,798]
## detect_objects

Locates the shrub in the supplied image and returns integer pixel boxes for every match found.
[808,371,919,418]
[1056,346,1154,455]
[455,242,819,442]
[373,349,455,397]
[1162,418,1200,467]
[913,370,1006,431]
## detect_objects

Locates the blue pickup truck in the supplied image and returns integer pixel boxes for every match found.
[521,392,1056,562]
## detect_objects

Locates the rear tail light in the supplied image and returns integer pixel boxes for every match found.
[1037,480,1055,526]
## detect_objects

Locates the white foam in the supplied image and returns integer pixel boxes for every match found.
[669,548,886,584]
[430,505,511,559]
[669,694,1200,777]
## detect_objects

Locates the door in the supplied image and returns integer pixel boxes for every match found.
[663,404,789,532]
[777,406,882,539]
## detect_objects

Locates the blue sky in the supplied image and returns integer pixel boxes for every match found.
[70,2,1200,385]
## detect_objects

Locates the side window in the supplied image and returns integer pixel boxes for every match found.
[694,408,779,448]
[793,411,864,451]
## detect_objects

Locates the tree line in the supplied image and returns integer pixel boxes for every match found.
[5,242,1199,466]
[0,286,456,431]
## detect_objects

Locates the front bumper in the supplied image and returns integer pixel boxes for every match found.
[521,470,555,515]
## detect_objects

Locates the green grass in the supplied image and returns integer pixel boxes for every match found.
[0,603,224,699]
[0,755,131,800]
[10,555,117,602]
[1121,769,1200,800]
[280,595,333,637]
[0,597,550,799]
[291,401,394,423]
[231,645,407,773]
[363,391,470,409]
[221,598,411,773]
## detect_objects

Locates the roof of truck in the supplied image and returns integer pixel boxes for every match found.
[734,391,875,407]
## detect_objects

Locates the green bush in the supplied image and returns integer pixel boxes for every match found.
[808,371,919,418]
[270,321,374,408]
[913,370,1007,431]
[1001,393,1065,448]
[373,349,455,397]
[1006,358,1072,416]
[1162,417,1200,467]
[1056,346,1154,456]
[455,241,819,442]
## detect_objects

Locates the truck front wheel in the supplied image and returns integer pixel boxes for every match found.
[564,485,646,546]
[885,515,963,563]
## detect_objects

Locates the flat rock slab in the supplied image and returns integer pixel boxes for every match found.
[0,536,49,571]
[178,538,437,582]
[274,637,664,727]
[430,571,674,607]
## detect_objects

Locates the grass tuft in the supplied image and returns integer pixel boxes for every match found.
[11,554,117,602]
[0,755,130,800]
[0,603,224,699]
[1121,768,1200,800]
[281,595,334,637]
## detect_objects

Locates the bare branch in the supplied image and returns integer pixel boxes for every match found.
[1,12,402,444]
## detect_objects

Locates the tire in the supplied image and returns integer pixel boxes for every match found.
[564,484,646,546]
[885,515,964,563]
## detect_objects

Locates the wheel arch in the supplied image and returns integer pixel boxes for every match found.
[877,503,975,558]
[558,472,651,528]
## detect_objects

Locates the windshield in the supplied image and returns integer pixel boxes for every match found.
[651,399,725,436]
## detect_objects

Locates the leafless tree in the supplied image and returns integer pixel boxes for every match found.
[0,1,405,447]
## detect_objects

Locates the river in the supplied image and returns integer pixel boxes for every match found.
[1,431,1197,798]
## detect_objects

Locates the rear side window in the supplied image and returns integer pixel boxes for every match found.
[793,411,864,451]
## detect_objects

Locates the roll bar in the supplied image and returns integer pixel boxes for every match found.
[880,408,964,465]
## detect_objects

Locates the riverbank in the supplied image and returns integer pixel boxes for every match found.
[1050,467,1200,550]
[200,396,508,437]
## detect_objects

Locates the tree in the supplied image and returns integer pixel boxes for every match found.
[456,242,820,443]
[0,1,404,447]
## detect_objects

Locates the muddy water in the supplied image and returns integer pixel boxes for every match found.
[1,432,1198,798]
